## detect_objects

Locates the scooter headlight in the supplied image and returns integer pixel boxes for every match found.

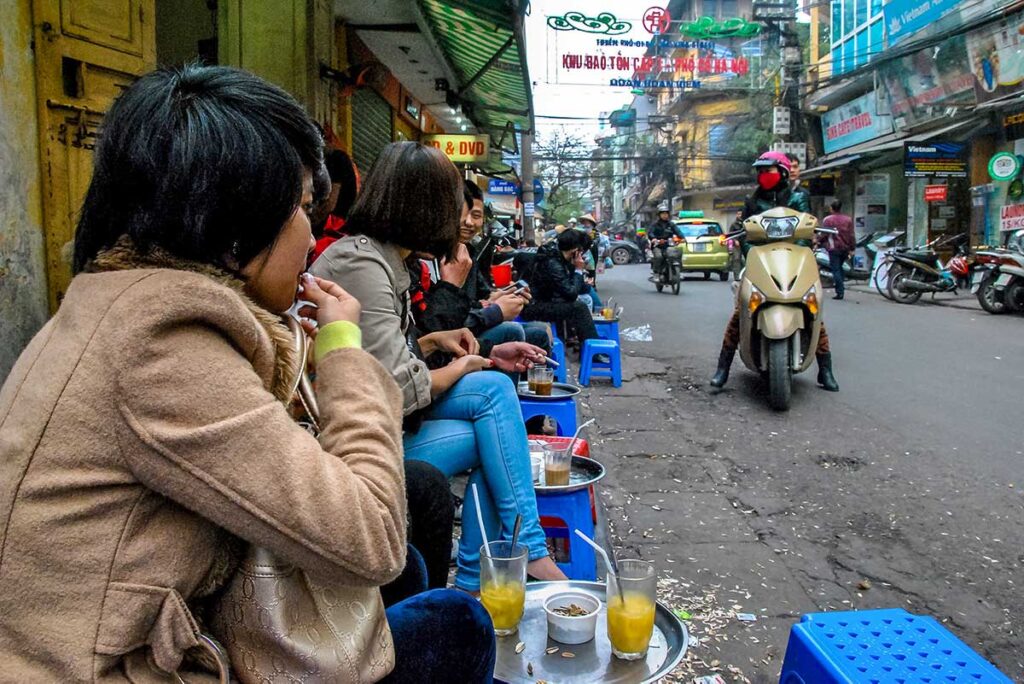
[802,285,819,316]
[761,216,799,239]
[748,285,765,314]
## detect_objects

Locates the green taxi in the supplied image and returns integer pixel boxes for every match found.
[673,212,730,281]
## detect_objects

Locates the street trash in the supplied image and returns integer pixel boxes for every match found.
[621,324,653,342]
[693,676,726,684]
[857,579,872,591]
[736,612,757,622]
[674,609,692,620]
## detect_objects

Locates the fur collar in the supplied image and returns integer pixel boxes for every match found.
[87,237,299,404]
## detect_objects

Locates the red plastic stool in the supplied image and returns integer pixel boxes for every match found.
[528,435,597,523]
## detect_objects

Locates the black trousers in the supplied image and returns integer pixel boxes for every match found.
[522,299,599,342]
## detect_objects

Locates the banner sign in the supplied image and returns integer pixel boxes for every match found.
[489,179,518,195]
[879,34,975,129]
[904,142,968,178]
[822,91,895,154]
[713,197,745,211]
[1005,110,1024,141]
[989,152,1022,181]
[924,185,948,202]
[884,0,962,47]
[1001,203,1024,231]
[422,134,490,163]
[559,52,750,77]
[965,12,1024,105]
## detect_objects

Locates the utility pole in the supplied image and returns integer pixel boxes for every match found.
[521,131,535,243]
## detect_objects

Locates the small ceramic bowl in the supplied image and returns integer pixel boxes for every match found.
[543,591,601,645]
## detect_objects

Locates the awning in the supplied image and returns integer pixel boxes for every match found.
[801,155,862,178]
[418,0,533,150]
[816,118,982,164]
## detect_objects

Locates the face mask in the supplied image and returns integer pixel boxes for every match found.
[758,170,782,190]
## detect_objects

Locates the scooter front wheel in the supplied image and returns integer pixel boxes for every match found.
[767,338,792,411]
[671,265,681,295]
[977,276,1007,314]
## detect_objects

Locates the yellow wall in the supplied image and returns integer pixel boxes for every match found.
[676,98,752,191]
[0,0,49,380]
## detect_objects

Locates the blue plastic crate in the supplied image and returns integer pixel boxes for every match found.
[780,608,1013,684]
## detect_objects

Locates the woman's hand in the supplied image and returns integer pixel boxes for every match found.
[296,274,361,338]
[454,354,493,374]
[419,328,479,357]
[489,342,546,373]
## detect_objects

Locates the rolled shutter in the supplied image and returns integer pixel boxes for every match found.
[351,89,393,174]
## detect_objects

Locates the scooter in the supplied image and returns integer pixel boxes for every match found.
[972,230,1024,313]
[648,237,681,295]
[728,207,829,411]
[815,232,876,286]
[886,233,971,304]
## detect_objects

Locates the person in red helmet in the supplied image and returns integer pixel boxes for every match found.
[709,151,839,392]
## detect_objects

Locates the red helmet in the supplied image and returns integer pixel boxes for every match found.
[948,255,970,277]
[752,151,792,174]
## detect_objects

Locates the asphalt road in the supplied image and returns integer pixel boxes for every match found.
[578,264,1023,681]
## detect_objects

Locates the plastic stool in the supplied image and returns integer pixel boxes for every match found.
[780,608,1013,684]
[578,339,622,387]
[519,397,577,436]
[529,436,595,523]
[535,489,595,580]
[550,336,567,383]
[594,319,620,344]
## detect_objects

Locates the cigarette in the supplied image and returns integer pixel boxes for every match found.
[542,356,560,368]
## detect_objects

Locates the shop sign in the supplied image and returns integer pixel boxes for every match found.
[904,142,968,178]
[422,134,490,163]
[489,179,518,195]
[679,16,762,39]
[965,11,1024,104]
[547,11,631,35]
[559,53,749,77]
[713,197,745,211]
[822,91,895,154]
[879,34,975,129]
[989,152,1022,181]
[1001,203,1024,231]
[403,95,420,121]
[884,0,962,47]
[524,201,535,217]
[924,185,948,202]
[1005,110,1024,141]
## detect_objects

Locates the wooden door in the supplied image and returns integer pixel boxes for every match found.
[33,0,155,311]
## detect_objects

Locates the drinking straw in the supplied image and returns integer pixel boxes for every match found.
[566,418,596,460]
[574,529,623,598]
[509,514,523,552]
[471,482,492,559]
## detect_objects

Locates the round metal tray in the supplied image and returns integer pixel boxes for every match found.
[493,580,688,684]
[533,455,605,495]
[517,381,581,401]
[592,316,620,323]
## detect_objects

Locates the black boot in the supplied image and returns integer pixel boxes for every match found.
[816,353,839,392]
[709,348,735,388]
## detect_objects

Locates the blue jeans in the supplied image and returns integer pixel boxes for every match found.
[382,547,496,682]
[403,372,546,591]
[478,321,551,353]
[582,283,603,309]
[829,250,848,297]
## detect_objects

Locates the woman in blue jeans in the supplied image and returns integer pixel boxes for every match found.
[311,141,567,591]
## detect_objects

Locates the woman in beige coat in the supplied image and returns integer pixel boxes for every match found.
[0,65,494,683]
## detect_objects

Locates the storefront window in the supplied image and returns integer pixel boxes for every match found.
[856,0,867,26]
[832,1,841,39]
[855,29,868,67]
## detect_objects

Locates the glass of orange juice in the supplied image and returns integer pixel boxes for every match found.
[480,541,528,636]
[607,559,657,660]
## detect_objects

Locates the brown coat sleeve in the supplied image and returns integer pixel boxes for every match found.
[105,273,407,587]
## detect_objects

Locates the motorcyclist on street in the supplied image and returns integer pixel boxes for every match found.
[709,151,840,392]
[649,202,676,276]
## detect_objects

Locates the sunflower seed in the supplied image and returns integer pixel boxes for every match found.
[561,651,575,658]
[545,646,559,655]
[515,641,525,654]
[527,662,533,676]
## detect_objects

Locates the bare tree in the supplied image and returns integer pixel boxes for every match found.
[534,130,591,227]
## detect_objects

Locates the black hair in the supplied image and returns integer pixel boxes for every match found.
[73,63,323,273]
[325,149,359,219]
[785,153,800,166]
[464,178,484,205]
[830,200,842,212]
[344,141,462,259]
[462,183,475,209]
[557,229,589,252]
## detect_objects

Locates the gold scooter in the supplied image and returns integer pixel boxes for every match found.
[729,207,832,410]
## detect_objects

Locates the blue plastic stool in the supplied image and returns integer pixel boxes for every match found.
[550,336,567,383]
[578,339,622,387]
[536,489,596,580]
[594,319,620,344]
[780,608,1013,684]
[519,397,577,436]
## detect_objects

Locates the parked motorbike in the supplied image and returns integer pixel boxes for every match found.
[727,207,829,411]
[815,232,876,286]
[972,230,1024,313]
[886,233,971,304]
[649,237,681,295]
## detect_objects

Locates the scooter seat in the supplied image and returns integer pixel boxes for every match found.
[902,250,936,263]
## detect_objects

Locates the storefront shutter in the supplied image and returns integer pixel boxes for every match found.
[351,89,393,175]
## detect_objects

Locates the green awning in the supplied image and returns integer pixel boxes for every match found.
[419,0,533,150]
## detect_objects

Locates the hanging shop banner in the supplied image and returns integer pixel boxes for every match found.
[884,0,962,47]
[546,9,766,90]
[1001,203,1024,231]
[879,34,975,129]
[822,91,895,154]
[966,12,1024,105]
[422,134,490,163]
[854,174,890,235]
[924,185,948,202]
[904,142,968,178]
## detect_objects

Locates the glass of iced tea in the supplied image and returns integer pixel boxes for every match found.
[607,559,657,660]
[602,306,614,320]
[534,367,554,396]
[479,541,528,636]
[526,366,540,393]
[544,445,572,487]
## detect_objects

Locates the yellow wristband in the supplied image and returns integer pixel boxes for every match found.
[314,320,362,362]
